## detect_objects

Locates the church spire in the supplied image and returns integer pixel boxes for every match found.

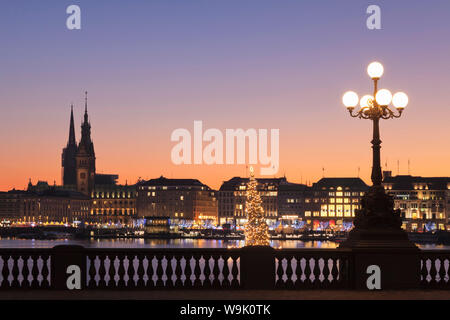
[68,104,76,146]
[84,91,89,123]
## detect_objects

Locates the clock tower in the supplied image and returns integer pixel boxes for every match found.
[76,92,96,195]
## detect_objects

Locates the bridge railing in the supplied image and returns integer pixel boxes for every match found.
[0,249,52,289]
[0,245,449,290]
[85,248,241,289]
[420,251,450,289]
[274,249,352,289]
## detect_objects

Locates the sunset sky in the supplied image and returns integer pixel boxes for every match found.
[1,0,449,191]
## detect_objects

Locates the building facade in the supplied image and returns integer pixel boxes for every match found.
[90,182,137,227]
[304,178,369,231]
[136,177,218,225]
[382,172,450,231]
[0,188,90,225]
[277,183,308,224]
[218,177,288,226]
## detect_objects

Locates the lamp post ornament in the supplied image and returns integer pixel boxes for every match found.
[341,62,415,248]
[244,166,270,246]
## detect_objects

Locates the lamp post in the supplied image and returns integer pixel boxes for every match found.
[340,62,415,248]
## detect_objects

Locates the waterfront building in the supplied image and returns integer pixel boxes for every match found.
[0,188,90,225]
[0,190,32,223]
[144,217,171,234]
[382,172,450,231]
[217,177,288,226]
[136,177,218,225]
[305,178,369,231]
[277,182,308,225]
[90,180,137,227]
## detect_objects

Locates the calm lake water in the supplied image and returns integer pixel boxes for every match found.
[0,237,449,249]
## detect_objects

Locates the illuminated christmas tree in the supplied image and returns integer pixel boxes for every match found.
[244,167,270,246]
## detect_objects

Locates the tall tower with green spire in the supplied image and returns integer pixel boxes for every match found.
[75,91,96,195]
[61,104,78,186]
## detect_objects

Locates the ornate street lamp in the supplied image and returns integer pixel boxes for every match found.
[340,62,415,248]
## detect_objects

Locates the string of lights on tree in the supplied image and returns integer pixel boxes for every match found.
[244,167,270,246]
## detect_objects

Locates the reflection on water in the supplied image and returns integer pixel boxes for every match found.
[0,237,340,249]
[0,237,448,249]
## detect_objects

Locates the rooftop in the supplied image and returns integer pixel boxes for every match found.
[383,175,450,190]
[219,177,289,191]
[312,178,369,190]
[138,176,210,189]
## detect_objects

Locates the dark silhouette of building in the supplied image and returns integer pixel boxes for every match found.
[278,182,308,223]
[76,92,96,195]
[61,105,77,186]
[61,92,96,195]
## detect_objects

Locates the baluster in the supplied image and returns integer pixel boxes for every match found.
[117,254,126,288]
[155,254,164,287]
[429,257,438,288]
[294,255,304,289]
[11,255,20,288]
[438,256,447,288]
[222,255,231,288]
[184,254,193,288]
[211,255,220,288]
[312,257,321,287]
[322,257,331,288]
[126,255,136,288]
[1,255,10,289]
[193,254,202,288]
[420,258,428,287]
[98,254,107,288]
[275,256,284,288]
[285,255,294,288]
[331,257,339,288]
[444,258,449,285]
[304,257,312,288]
[88,254,97,288]
[174,256,182,288]
[136,254,145,288]
[231,255,239,288]
[146,255,155,288]
[107,254,117,288]
[202,254,212,288]
[41,254,50,288]
[30,254,39,289]
[165,254,174,288]
[21,254,31,289]
[0,255,6,288]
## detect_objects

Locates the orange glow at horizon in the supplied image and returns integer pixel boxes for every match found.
[1,95,449,192]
